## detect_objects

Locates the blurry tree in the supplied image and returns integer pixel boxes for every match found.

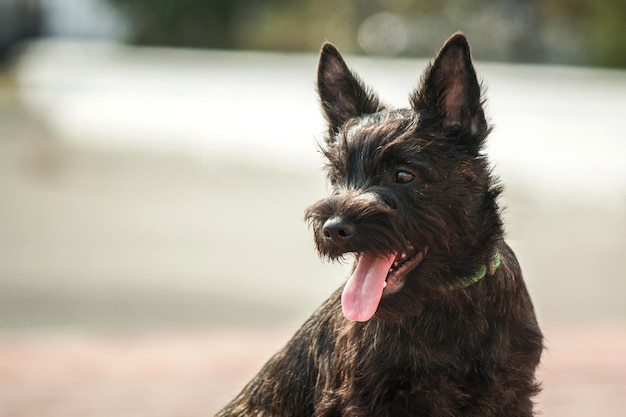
[543,0,626,67]
[110,0,290,48]
[108,0,625,68]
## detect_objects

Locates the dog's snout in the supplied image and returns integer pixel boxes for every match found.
[322,217,355,243]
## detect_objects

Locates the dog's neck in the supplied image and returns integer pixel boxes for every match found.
[445,250,501,291]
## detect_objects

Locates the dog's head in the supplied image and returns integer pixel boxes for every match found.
[305,34,503,322]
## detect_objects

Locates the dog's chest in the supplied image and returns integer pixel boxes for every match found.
[315,319,484,409]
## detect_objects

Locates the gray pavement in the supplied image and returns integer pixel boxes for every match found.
[0,134,625,329]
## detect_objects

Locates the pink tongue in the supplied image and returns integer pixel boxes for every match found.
[341,253,395,322]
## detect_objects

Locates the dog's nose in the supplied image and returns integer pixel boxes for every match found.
[322,217,355,243]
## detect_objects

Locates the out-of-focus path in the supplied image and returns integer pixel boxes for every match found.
[0,324,625,417]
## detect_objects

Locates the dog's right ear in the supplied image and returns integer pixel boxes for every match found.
[317,43,384,138]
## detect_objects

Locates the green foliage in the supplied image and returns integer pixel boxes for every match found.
[108,0,626,68]
[587,0,626,67]
[111,0,290,48]
[540,0,626,67]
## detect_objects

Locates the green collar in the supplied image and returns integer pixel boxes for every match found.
[446,250,501,290]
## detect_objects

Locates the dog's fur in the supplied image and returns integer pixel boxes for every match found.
[216,33,543,417]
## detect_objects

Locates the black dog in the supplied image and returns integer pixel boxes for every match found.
[217,33,543,417]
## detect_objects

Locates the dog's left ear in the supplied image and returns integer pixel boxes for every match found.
[410,33,488,152]
[318,43,384,138]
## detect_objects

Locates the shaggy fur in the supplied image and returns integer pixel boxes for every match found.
[216,33,543,417]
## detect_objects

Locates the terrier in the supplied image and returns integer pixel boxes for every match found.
[217,33,543,417]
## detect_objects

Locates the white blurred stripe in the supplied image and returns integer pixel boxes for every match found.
[15,40,626,202]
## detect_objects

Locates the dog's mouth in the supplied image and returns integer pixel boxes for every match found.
[386,247,427,292]
[341,246,428,322]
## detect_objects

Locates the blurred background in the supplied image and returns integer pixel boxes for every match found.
[0,0,625,416]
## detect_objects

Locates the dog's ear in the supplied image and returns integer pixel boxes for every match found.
[410,33,488,151]
[318,43,384,137]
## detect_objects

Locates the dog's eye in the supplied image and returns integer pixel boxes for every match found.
[394,170,415,184]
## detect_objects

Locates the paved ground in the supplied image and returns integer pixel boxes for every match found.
[1,44,625,416]
[0,323,625,417]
